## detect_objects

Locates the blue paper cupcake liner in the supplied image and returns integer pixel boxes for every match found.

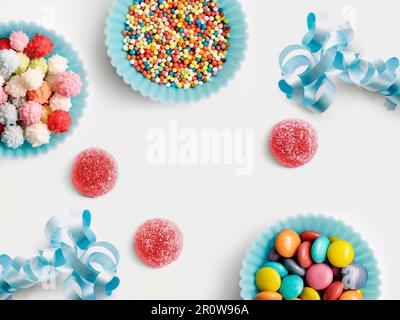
[239,214,381,300]
[0,21,88,159]
[105,0,248,104]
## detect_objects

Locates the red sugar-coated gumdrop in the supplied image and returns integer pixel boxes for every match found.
[269,119,318,168]
[0,38,11,50]
[71,148,118,198]
[24,34,54,58]
[134,219,183,268]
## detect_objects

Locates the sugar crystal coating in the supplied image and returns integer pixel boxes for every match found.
[134,218,183,268]
[269,119,318,168]
[71,148,118,198]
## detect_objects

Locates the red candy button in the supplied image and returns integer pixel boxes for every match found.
[269,119,318,168]
[300,230,322,243]
[134,219,183,268]
[297,241,312,269]
[71,148,118,198]
[323,281,344,300]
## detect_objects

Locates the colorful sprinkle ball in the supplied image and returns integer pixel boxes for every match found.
[255,230,368,300]
[134,218,183,268]
[71,148,119,198]
[122,0,231,89]
[269,119,318,168]
[0,31,82,149]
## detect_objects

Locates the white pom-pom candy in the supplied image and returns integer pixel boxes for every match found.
[25,123,51,148]
[47,54,68,75]
[49,93,72,112]
[5,75,27,98]
[21,68,44,90]
[1,125,24,149]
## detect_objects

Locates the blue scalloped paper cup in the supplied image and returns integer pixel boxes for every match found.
[0,21,88,159]
[105,0,248,104]
[240,214,381,300]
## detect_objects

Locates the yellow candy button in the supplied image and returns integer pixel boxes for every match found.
[256,267,281,292]
[300,287,321,300]
[327,240,354,267]
[328,236,341,243]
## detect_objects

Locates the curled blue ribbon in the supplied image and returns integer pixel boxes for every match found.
[279,12,400,112]
[0,209,120,300]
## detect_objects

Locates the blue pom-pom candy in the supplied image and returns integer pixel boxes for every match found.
[0,103,18,125]
[0,49,19,78]
[279,12,400,112]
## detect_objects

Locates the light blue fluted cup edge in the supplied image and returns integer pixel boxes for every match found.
[104,0,248,104]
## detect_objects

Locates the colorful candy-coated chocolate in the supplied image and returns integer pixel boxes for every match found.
[339,290,363,300]
[342,262,368,290]
[264,262,289,278]
[279,275,304,300]
[254,228,368,302]
[284,258,305,277]
[328,236,341,243]
[256,291,283,300]
[297,241,312,269]
[306,263,333,290]
[300,287,320,300]
[256,267,281,292]
[331,266,342,280]
[355,289,363,297]
[323,281,344,300]
[275,230,301,258]
[327,240,354,268]
[268,247,281,262]
[311,236,330,263]
[300,230,322,243]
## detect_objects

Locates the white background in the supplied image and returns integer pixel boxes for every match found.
[1,0,400,300]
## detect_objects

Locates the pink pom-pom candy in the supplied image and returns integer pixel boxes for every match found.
[55,71,82,97]
[18,101,43,126]
[9,31,30,52]
[0,87,8,105]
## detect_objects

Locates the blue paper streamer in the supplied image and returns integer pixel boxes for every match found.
[0,210,120,300]
[279,12,400,112]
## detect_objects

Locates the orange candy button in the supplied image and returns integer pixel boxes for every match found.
[256,291,283,300]
[339,290,363,300]
[275,230,301,258]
